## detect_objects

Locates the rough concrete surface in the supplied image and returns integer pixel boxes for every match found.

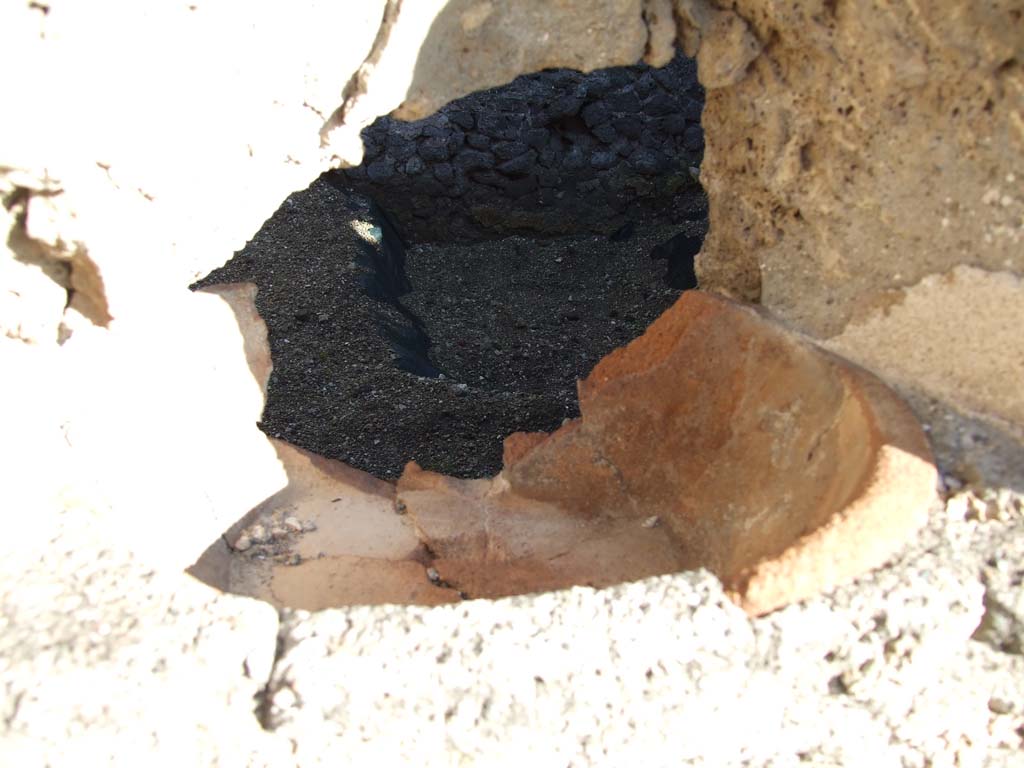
[3,0,1024,765]
[5,486,1021,766]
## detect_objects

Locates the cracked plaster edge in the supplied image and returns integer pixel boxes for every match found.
[319,0,402,163]
[320,0,722,169]
[320,0,446,168]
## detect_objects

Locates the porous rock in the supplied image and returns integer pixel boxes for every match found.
[691,0,1024,430]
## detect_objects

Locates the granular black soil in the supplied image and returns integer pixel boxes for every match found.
[195,177,705,479]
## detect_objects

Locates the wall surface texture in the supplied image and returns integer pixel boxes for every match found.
[692,0,1023,435]
[1,0,1023,765]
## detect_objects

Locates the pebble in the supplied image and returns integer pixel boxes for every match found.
[234,535,252,551]
[284,516,304,532]
[989,697,1013,715]
[426,567,441,583]
[248,524,268,543]
[641,515,661,529]
[301,520,317,532]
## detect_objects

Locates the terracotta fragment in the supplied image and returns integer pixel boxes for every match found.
[200,287,935,616]
[502,291,937,614]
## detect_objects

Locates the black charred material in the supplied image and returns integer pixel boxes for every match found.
[609,221,635,242]
[330,51,705,242]
[649,232,700,290]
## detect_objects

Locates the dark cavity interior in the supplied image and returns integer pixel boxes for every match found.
[196,51,707,479]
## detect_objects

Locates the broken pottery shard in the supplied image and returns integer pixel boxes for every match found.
[501,431,549,466]
[397,462,688,601]
[197,279,934,617]
[503,291,936,615]
[191,437,449,609]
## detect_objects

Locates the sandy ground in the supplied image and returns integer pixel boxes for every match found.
[196,176,706,478]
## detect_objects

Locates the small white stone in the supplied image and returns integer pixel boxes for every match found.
[270,526,288,539]
[284,516,303,532]
[426,567,440,583]
[641,515,661,529]
[248,524,268,543]
[234,535,252,551]
[301,520,317,532]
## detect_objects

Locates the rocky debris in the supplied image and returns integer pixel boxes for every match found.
[8,457,1023,766]
[0,495,289,765]
[232,511,317,566]
[333,51,706,242]
[948,487,1024,524]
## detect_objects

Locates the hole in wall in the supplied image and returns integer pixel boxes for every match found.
[187,48,933,616]
[195,51,708,481]
[188,51,717,609]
